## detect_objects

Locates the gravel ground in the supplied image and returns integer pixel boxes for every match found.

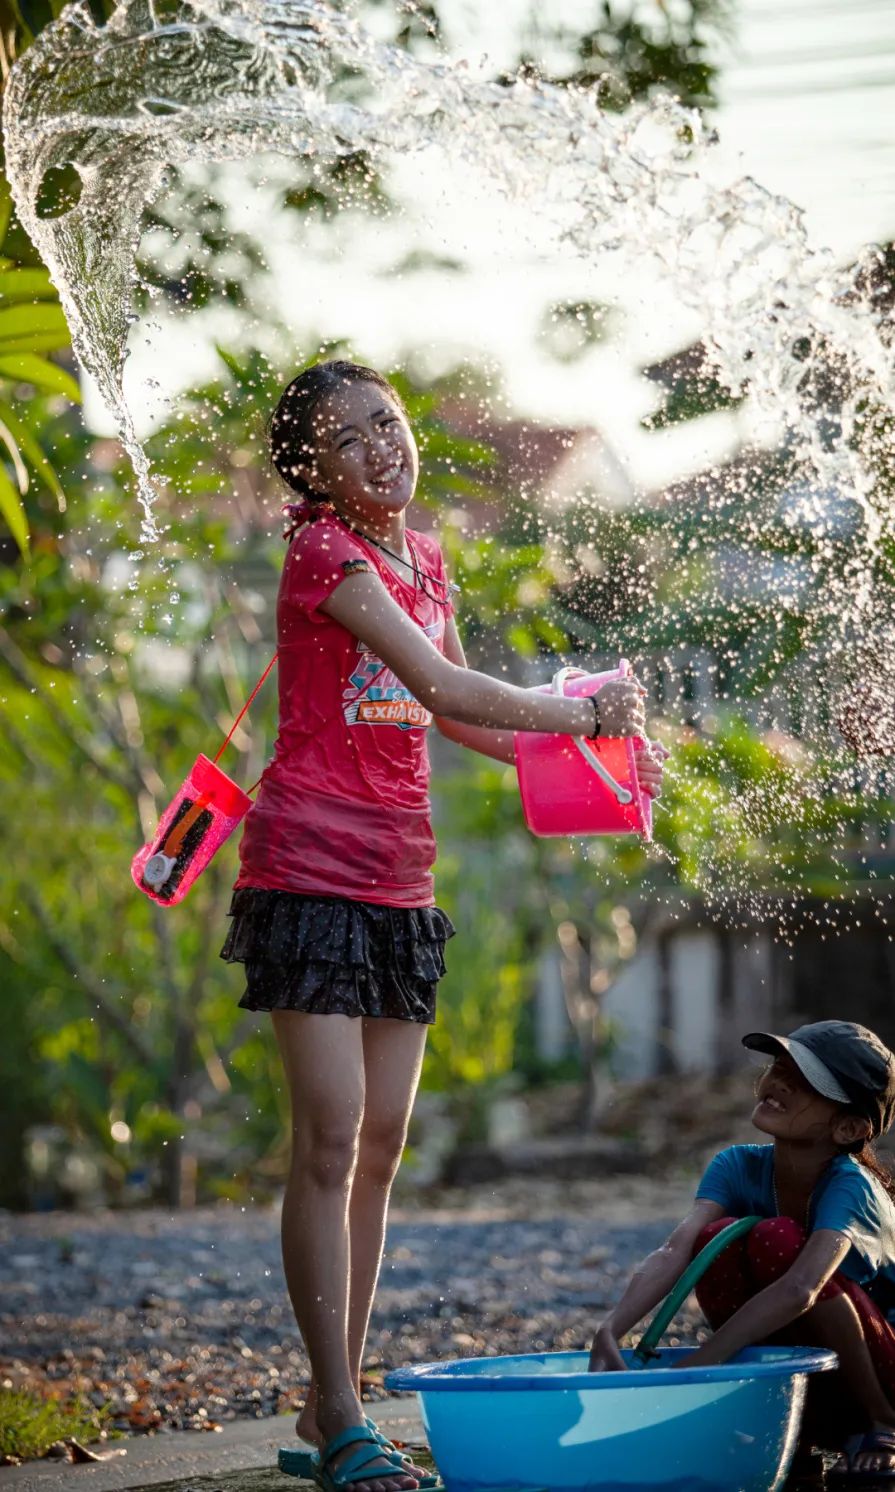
[0,1173,706,1441]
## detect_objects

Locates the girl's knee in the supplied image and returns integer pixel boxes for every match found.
[747,1217,807,1283]
[357,1115,409,1185]
[293,1121,360,1188]
[693,1217,740,1258]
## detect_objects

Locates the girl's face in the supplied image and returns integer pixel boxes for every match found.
[752,1053,867,1147]
[297,380,419,523]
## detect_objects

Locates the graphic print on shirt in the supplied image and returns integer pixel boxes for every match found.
[343,617,443,730]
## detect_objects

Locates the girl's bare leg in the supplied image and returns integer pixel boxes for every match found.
[298,1018,429,1473]
[349,1018,429,1378]
[787,1292,895,1476]
[273,1011,416,1492]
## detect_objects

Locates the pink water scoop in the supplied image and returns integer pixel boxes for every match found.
[514,661,653,840]
[131,653,278,907]
[131,753,253,906]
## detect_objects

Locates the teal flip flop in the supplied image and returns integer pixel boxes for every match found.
[278,1443,318,1478]
[279,1419,442,1487]
[311,1425,418,1492]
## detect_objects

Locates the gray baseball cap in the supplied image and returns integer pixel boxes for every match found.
[743,1021,895,1136]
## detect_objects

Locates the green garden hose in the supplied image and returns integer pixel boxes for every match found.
[632,1215,763,1366]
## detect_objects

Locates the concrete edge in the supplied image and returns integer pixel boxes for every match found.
[1,1398,425,1492]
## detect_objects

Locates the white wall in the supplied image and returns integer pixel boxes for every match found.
[604,944,661,1080]
[669,931,721,1072]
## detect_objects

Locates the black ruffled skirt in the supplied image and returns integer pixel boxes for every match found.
[220,888,455,1024]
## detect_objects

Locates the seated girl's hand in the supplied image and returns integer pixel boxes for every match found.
[597,678,647,737]
[634,740,668,799]
[588,1326,627,1373]
[673,1340,726,1368]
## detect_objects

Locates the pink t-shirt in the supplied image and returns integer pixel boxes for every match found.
[236,518,453,907]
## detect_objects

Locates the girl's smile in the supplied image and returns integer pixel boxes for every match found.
[301,382,419,532]
[752,1054,851,1144]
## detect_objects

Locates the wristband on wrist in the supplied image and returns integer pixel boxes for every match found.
[588,693,602,740]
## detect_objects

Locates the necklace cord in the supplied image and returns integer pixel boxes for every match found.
[350,525,458,608]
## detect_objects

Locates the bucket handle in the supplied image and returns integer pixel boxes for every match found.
[551,667,634,806]
[632,1215,763,1366]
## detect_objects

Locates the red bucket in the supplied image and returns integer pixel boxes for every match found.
[131,754,252,906]
[514,663,652,840]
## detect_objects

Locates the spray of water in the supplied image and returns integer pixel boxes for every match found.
[4,0,892,538]
[3,0,895,910]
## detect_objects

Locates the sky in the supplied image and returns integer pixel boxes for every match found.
[103,0,895,497]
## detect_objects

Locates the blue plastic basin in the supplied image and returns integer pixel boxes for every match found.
[385,1346,837,1492]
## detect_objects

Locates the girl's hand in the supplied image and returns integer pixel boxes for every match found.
[597,678,647,737]
[588,1326,627,1373]
[675,1340,727,1368]
[634,740,669,799]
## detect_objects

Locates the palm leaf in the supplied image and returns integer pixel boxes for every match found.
[0,303,70,351]
[0,268,57,303]
[0,354,80,401]
[0,179,12,251]
[0,460,29,554]
[0,332,74,355]
[0,397,66,508]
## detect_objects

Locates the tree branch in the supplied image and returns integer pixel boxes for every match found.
[22,886,158,1071]
[0,628,136,795]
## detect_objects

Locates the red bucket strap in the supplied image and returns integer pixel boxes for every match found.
[212,651,278,766]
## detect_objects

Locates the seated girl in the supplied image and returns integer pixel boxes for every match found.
[588,1020,895,1484]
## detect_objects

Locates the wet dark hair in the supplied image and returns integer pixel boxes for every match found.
[842,1128,895,1199]
[268,359,408,504]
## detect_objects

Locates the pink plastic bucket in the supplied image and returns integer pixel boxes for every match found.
[514,662,652,840]
[131,753,252,906]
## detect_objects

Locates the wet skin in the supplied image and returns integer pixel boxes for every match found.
[752,1056,895,1478]
[296,382,419,554]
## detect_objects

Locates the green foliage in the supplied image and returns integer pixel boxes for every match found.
[136,178,268,312]
[651,718,884,897]
[0,339,567,1203]
[539,300,614,364]
[0,1388,111,1462]
[642,371,745,430]
[2,0,876,1192]
[0,174,82,554]
[427,763,536,1091]
[0,377,286,1203]
[514,0,732,110]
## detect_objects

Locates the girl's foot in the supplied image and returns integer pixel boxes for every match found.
[830,1425,895,1481]
[298,1384,432,1483]
[296,1388,321,1449]
[317,1400,419,1492]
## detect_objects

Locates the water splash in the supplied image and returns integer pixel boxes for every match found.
[4,0,892,546]
[4,0,895,911]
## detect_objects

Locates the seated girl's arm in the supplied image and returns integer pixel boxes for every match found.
[685,1228,851,1366]
[321,573,645,738]
[589,1200,726,1372]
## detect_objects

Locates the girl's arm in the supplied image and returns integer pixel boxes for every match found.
[433,616,516,765]
[589,1200,726,1371]
[684,1228,852,1366]
[434,616,667,790]
[320,573,646,738]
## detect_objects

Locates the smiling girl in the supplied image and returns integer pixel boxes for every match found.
[220,360,664,1492]
[588,1020,895,1484]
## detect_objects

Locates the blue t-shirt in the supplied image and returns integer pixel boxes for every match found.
[697,1144,895,1312]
